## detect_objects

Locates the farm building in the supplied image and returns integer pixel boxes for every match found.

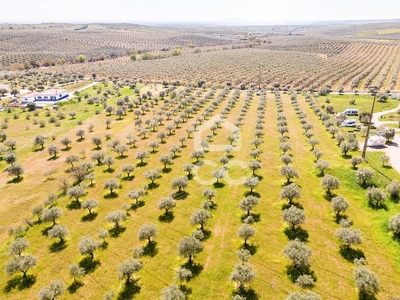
[21,88,69,104]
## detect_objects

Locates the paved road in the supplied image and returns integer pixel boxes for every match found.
[362,103,400,174]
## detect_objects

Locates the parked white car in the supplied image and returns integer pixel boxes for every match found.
[340,119,358,127]
[367,136,386,147]
[342,108,359,116]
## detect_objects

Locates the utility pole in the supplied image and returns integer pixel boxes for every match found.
[361,88,377,159]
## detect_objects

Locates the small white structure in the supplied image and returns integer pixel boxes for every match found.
[21,88,69,104]
[0,84,10,91]
[342,108,359,116]
[367,136,386,147]
[340,119,357,127]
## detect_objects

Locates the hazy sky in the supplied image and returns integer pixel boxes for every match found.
[2,0,400,24]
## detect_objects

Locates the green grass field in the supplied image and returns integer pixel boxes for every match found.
[0,84,400,300]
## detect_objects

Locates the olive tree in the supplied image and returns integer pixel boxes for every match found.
[229,263,256,289]
[336,227,362,250]
[104,210,127,229]
[321,174,340,195]
[121,164,135,178]
[138,224,158,244]
[366,187,386,207]
[161,284,186,300]
[237,248,251,265]
[78,236,101,261]
[354,265,380,297]
[282,238,312,269]
[6,254,38,279]
[158,197,176,213]
[136,150,149,164]
[69,263,85,283]
[81,198,98,215]
[42,207,62,226]
[280,153,293,165]
[67,185,86,203]
[8,237,30,256]
[238,224,256,246]
[127,188,146,204]
[331,196,349,217]
[314,160,329,175]
[144,168,161,185]
[37,280,64,300]
[286,291,321,300]
[104,179,119,194]
[177,236,203,263]
[356,168,374,186]
[48,144,60,158]
[7,162,24,179]
[171,176,189,192]
[389,213,400,235]
[350,156,364,169]
[190,209,211,231]
[282,206,306,230]
[280,165,299,184]
[280,183,301,205]
[248,160,262,176]
[239,195,259,216]
[183,163,195,176]
[33,135,46,149]
[118,258,143,283]
[48,224,69,242]
[176,267,192,286]
[387,180,400,199]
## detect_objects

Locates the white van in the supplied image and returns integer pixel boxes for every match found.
[367,136,386,147]
[342,108,359,116]
[340,119,357,127]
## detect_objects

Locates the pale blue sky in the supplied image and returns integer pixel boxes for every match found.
[2,0,400,24]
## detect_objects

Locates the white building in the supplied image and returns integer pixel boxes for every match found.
[0,84,10,91]
[21,88,69,104]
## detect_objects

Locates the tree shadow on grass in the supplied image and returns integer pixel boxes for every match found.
[281,202,304,211]
[201,229,212,241]
[67,280,84,294]
[81,212,98,222]
[286,266,316,283]
[79,257,100,274]
[284,227,309,242]
[67,200,81,210]
[102,168,115,174]
[240,213,261,223]
[255,174,263,181]
[241,243,258,255]
[339,246,365,262]
[109,226,126,238]
[231,288,259,300]
[41,226,52,236]
[147,182,159,190]
[162,167,172,174]
[121,176,135,181]
[334,214,349,224]
[181,262,203,278]
[323,193,336,201]
[244,191,261,198]
[7,177,23,184]
[136,162,147,168]
[187,174,194,180]
[47,156,59,161]
[117,280,141,300]
[3,275,36,293]
[158,212,174,223]
[213,182,225,189]
[358,293,378,300]
[100,241,108,250]
[131,201,145,211]
[49,240,67,253]
[172,191,189,200]
[143,242,158,257]
[104,192,119,199]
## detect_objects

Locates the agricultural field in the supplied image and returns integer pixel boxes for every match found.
[1,21,400,300]
[1,22,400,93]
[0,79,400,300]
